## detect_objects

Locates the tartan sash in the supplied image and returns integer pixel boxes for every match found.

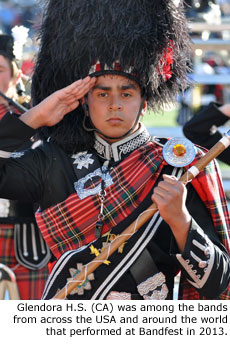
[41,166,183,300]
[36,141,166,259]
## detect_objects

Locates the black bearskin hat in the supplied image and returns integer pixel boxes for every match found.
[32,0,191,152]
[0,34,15,61]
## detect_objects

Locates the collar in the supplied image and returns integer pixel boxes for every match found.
[94,123,151,162]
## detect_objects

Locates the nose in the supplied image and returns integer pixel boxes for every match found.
[109,95,122,111]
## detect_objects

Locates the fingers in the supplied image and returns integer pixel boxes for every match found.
[67,100,80,113]
[152,174,184,201]
[151,175,189,234]
[154,174,179,193]
[162,174,178,183]
[72,76,96,89]
[55,77,96,107]
[67,76,96,99]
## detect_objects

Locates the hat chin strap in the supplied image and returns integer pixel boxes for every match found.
[83,96,146,140]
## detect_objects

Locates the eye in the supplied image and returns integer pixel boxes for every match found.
[122,92,132,98]
[98,92,108,98]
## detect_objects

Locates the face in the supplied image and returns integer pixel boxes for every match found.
[0,55,16,98]
[86,74,146,143]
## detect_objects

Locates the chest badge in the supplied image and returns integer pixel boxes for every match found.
[72,151,94,170]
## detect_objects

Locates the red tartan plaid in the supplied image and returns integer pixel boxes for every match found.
[36,142,165,258]
[0,224,48,299]
[13,264,49,300]
[178,279,206,300]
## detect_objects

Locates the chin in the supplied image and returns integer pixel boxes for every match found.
[101,131,127,143]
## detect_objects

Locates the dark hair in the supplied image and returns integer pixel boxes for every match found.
[36,107,95,153]
[0,34,15,61]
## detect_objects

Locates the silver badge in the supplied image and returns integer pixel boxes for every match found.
[74,167,113,199]
[163,137,196,167]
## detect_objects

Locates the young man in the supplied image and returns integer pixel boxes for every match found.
[0,33,50,299]
[0,0,229,300]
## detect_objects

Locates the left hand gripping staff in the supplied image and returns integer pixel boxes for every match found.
[53,132,230,299]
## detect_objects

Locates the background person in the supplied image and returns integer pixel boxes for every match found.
[0,32,50,300]
[183,102,230,164]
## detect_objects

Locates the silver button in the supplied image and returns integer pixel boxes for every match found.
[204,247,210,256]
[198,261,207,269]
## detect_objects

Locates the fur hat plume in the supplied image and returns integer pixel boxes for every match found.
[32,0,191,151]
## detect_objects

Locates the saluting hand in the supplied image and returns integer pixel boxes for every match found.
[19,76,96,129]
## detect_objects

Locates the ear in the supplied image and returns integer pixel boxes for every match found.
[81,97,89,114]
[140,99,147,117]
[80,97,85,107]
[80,96,89,106]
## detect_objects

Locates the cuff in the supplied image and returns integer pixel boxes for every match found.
[176,218,215,289]
[208,102,229,126]
[0,112,35,152]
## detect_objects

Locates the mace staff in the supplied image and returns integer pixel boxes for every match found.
[53,132,230,300]
[0,91,27,113]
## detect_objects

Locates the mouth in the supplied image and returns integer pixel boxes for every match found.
[107,117,123,124]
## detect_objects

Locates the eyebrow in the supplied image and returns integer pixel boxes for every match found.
[92,84,138,91]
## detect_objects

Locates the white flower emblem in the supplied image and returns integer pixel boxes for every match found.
[72,151,94,169]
